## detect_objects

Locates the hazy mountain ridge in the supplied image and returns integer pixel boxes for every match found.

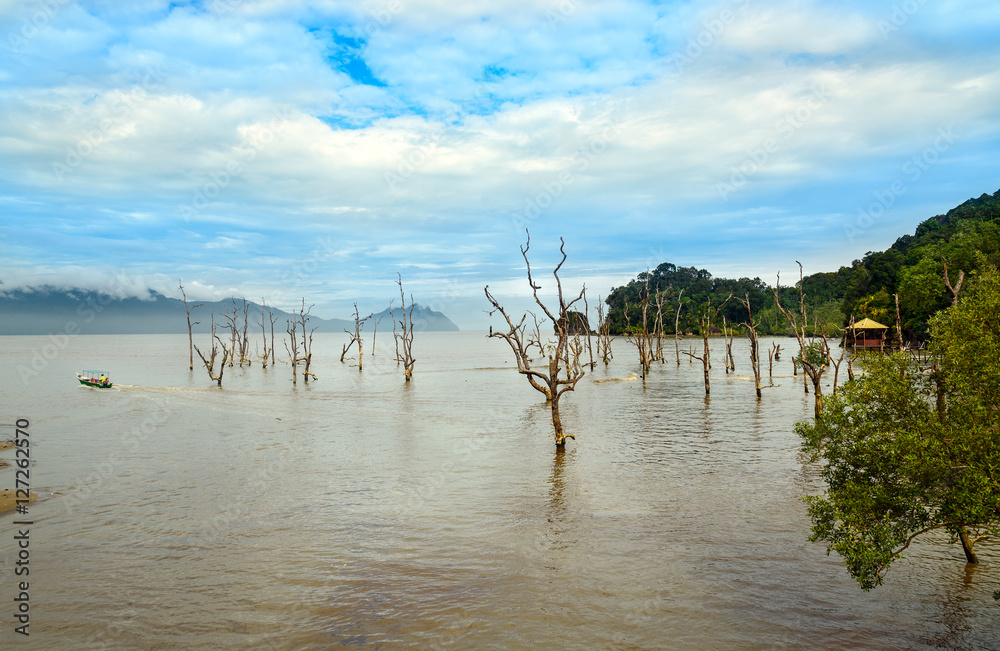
[0,288,459,335]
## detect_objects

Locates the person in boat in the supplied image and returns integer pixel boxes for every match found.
[99,373,107,387]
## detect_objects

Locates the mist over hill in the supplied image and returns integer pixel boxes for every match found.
[0,289,459,335]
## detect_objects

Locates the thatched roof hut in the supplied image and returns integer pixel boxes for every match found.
[845,318,889,348]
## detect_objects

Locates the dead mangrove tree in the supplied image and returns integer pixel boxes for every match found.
[485,232,586,447]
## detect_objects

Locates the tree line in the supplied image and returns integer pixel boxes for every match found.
[604,188,1000,342]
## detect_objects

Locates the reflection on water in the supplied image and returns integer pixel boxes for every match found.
[0,332,997,650]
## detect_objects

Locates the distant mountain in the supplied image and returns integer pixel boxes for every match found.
[371,304,459,332]
[0,288,459,335]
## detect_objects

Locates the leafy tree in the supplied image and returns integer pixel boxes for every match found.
[853,288,893,325]
[897,257,948,334]
[798,263,1000,593]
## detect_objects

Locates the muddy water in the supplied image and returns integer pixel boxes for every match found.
[0,333,997,649]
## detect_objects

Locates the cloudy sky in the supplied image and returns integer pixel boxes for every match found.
[1,0,998,328]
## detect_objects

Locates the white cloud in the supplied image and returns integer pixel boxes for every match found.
[723,2,878,55]
[1,0,999,324]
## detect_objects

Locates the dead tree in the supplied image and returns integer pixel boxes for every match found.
[485,232,586,447]
[257,299,277,368]
[258,300,270,368]
[771,262,830,419]
[829,345,848,394]
[652,290,667,363]
[395,273,416,381]
[371,313,384,356]
[738,294,762,398]
[179,279,203,371]
[722,314,735,374]
[583,291,596,369]
[240,299,251,365]
[596,297,613,365]
[624,273,653,378]
[768,342,781,382]
[222,301,239,367]
[296,299,317,382]
[390,299,400,361]
[943,262,964,306]
[526,311,547,360]
[284,317,300,384]
[682,312,711,394]
[228,298,251,366]
[341,303,370,370]
[624,302,652,378]
[674,288,685,365]
[193,313,229,387]
[682,293,732,395]
[893,292,904,350]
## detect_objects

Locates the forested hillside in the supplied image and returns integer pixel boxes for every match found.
[606,188,1000,339]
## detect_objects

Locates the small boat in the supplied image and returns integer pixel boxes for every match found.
[77,370,113,388]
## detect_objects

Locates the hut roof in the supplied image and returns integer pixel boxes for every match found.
[848,318,889,330]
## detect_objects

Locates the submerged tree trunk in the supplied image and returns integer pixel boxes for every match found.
[179,280,203,371]
[193,313,228,387]
[771,263,829,418]
[297,299,317,382]
[674,289,685,366]
[396,273,416,382]
[739,294,762,398]
[550,394,568,446]
[958,526,979,564]
[811,379,823,419]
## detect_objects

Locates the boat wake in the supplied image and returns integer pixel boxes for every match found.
[594,373,639,383]
[114,385,218,393]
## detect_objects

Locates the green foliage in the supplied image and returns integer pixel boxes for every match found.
[897,257,948,333]
[557,310,591,334]
[604,264,816,336]
[797,342,829,369]
[807,299,849,335]
[838,188,1000,339]
[798,264,1000,593]
[604,188,1000,340]
[929,258,1000,417]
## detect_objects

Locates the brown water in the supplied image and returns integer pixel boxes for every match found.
[0,332,997,649]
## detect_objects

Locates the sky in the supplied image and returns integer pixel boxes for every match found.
[1,0,999,329]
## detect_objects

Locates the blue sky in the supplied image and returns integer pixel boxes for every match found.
[1,0,999,328]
